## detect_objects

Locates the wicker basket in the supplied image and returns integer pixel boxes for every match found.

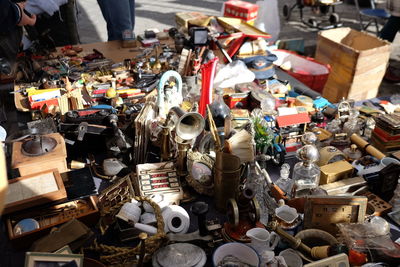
[90,196,167,266]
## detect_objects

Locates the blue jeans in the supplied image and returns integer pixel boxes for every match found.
[379,15,400,42]
[97,0,135,41]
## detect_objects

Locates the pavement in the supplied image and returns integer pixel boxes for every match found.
[76,0,400,97]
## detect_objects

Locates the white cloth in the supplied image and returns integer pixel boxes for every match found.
[25,0,68,16]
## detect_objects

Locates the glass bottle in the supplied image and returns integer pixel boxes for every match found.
[274,163,293,196]
[343,144,362,162]
[390,179,400,212]
[326,118,342,135]
[293,144,320,197]
[245,161,269,225]
[207,88,230,129]
[343,109,361,137]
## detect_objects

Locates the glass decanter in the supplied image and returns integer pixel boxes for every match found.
[326,118,342,135]
[390,179,400,212]
[245,161,269,225]
[292,144,320,197]
[343,144,362,162]
[343,109,361,137]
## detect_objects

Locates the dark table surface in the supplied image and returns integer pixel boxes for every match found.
[0,74,398,266]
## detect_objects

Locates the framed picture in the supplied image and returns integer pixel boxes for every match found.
[304,196,368,234]
[25,252,83,267]
[4,169,67,214]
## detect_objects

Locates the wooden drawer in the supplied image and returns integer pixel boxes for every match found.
[5,196,99,249]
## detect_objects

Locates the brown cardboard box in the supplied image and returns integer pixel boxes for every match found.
[315,28,390,103]
[320,160,354,185]
[175,12,209,29]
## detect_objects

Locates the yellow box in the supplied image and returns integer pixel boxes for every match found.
[320,160,354,185]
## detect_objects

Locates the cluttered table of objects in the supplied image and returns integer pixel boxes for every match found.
[1,8,400,267]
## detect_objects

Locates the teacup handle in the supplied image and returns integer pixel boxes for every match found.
[267,232,280,250]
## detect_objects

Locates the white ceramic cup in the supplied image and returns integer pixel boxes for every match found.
[116,202,141,223]
[380,157,400,168]
[213,242,260,267]
[279,248,303,267]
[275,205,298,224]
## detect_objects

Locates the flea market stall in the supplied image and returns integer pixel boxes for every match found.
[1,2,400,267]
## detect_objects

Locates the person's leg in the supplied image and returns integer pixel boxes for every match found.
[97,0,117,41]
[380,15,400,82]
[129,0,135,32]
[379,15,400,42]
[106,0,135,40]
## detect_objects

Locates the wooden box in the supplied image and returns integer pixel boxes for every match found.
[0,145,8,215]
[315,28,390,103]
[5,196,99,248]
[304,196,367,235]
[3,170,67,215]
[319,160,354,185]
[175,12,208,29]
[11,132,68,176]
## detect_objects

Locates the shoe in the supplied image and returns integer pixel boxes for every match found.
[384,66,400,83]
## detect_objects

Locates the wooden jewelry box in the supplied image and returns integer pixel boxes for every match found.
[5,196,99,248]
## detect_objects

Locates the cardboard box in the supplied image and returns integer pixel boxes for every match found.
[315,28,391,102]
[223,0,258,23]
[320,160,354,185]
[175,12,208,29]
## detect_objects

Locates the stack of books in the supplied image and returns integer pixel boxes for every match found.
[371,114,400,154]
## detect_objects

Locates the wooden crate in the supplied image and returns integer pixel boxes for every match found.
[5,196,99,248]
[315,28,391,103]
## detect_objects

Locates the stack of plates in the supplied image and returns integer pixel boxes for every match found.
[152,243,206,267]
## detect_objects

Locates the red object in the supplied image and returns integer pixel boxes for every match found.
[276,113,311,128]
[373,127,400,142]
[198,57,219,117]
[76,110,99,117]
[348,249,368,266]
[30,98,59,110]
[223,1,259,22]
[274,49,331,93]
[223,93,248,109]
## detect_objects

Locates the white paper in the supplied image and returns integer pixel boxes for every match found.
[5,172,58,204]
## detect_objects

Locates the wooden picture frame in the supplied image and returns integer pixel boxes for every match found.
[4,169,67,214]
[54,245,73,255]
[25,252,83,267]
[304,196,368,235]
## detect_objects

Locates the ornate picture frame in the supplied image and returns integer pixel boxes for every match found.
[186,150,215,196]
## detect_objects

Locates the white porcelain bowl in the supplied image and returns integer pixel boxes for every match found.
[213,242,260,267]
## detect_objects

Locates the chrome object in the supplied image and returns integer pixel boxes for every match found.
[169,106,205,141]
